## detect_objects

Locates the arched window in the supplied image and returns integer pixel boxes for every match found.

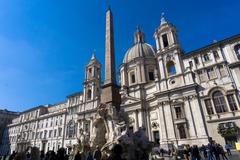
[87,89,92,100]
[129,71,136,84]
[234,44,240,60]
[67,120,76,138]
[166,61,176,76]
[212,91,228,113]
[162,34,169,48]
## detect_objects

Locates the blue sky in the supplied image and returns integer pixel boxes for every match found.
[0,0,239,112]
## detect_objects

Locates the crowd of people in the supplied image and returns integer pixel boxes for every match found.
[0,144,125,160]
[155,142,233,160]
[0,142,236,160]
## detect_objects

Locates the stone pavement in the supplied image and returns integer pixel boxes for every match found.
[228,150,240,160]
[152,150,240,160]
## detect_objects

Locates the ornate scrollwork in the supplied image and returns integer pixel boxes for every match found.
[151,122,159,129]
[129,117,135,125]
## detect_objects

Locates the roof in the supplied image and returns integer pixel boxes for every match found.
[123,42,155,63]
[67,91,83,98]
[183,34,240,58]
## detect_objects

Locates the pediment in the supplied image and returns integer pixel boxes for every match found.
[121,95,141,105]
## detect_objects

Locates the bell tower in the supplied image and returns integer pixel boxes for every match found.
[83,52,101,102]
[101,8,121,109]
[154,13,180,51]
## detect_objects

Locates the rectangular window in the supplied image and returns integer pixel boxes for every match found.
[88,68,92,79]
[148,71,154,81]
[207,68,217,79]
[227,94,238,111]
[85,123,89,133]
[54,129,57,137]
[162,34,169,48]
[219,65,227,77]
[189,61,193,68]
[49,130,52,138]
[153,131,160,144]
[198,70,207,82]
[175,107,183,119]
[213,51,220,59]
[58,128,62,137]
[204,99,214,115]
[178,124,187,139]
[203,53,210,62]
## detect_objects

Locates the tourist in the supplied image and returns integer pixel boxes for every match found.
[30,147,40,160]
[107,144,123,160]
[200,144,207,158]
[191,145,201,160]
[49,151,57,160]
[183,145,189,160]
[93,146,102,160]
[213,143,220,160]
[74,151,81,160]
[168,149,171,156]
[40,150,45,160]
[86,151,94,160]
[26,152,31,160]
[207,143,215,160]
[225,143,231,156]
[217,144,228,160]
[171,148,177,160]
[159,148,164,157]
[9,151,16,160]
[57,148,68,160]
[14,152,26,160]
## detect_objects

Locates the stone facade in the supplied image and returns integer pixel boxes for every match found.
[0,109,19,155]
[1,9,240,155]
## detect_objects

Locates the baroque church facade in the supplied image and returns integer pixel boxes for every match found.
[2,8,240,155]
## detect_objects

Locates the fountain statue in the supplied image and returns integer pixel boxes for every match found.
[89,103,154,160]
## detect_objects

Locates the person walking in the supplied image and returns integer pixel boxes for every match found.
[74,151,81,160]
[207,143,215,160]
[8,151,16,160]
[217,144,228,160]
[225,143,231,156]
[191,145,201,160]
[86,151,94,160]
[107,144,123,160]
[93,146,102,160]
[213,143,220,160]
[183,146,190,160]
[40,150,45,160]
[200,144,207,159]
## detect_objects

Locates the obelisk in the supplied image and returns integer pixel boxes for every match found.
[101,8,121,109]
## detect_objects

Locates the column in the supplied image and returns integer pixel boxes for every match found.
[234,94,240,110]
[158,103,167,142]
[164,102,176,139]
[190,96,208,138]
[134,110,139,131]
[210,99,217,114]
[223,94,232,112]
[185,98,197,138]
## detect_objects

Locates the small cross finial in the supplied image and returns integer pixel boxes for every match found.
[136,25,141,32]
[91,50,96,60]
[160,12,167,25]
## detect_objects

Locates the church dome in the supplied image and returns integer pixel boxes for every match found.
[123,28,155,63]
